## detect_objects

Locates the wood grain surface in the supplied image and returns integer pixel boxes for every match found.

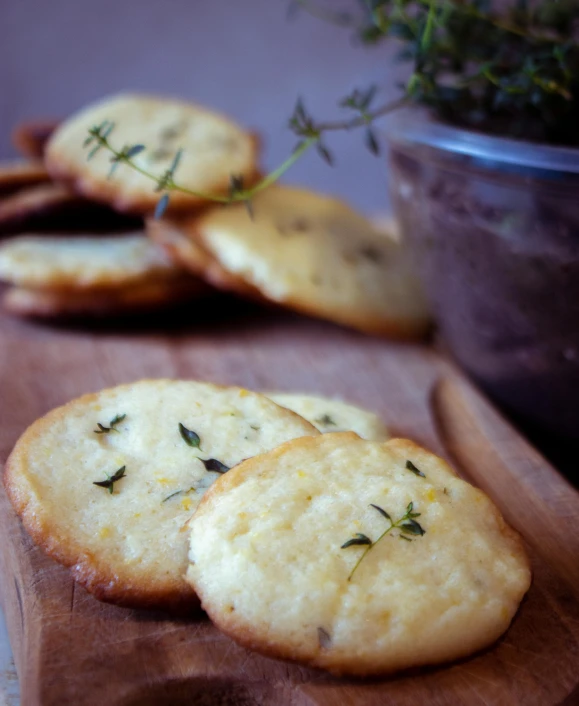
[0,298,578,706]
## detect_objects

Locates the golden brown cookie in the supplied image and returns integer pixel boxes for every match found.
[0,232,187,289]
[187,434,531,675]
[4,380,319,612]
[183,185,432,338]
[2,278,206,318]
[11,120,60,160]
[266,392,389,439]
[0,232,208,318]
[0,160,50,195]
[0,183,82,233]
[46,93,261,214]
[146,217,266,302]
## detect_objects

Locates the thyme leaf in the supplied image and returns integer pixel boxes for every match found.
[341,533,372,549]
[199,458,230,474]
[370,504,391,521]
[93,466,127,495]
[406,460,426,477]
[400,519,425,535]
[315,413,336,427]
[94,413,126,435]
[179,423,202,449]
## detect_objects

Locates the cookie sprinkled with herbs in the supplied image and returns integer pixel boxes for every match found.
[94,413,126,435]
[342,501,425,581]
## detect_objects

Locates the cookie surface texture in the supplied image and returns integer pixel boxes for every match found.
[0,232,185,289]
[188,185,431,338]
[147,217,267,301]
[187,434,531,675]
[46,93,260,213]
[4,380,318,611]
[267,392,389,440]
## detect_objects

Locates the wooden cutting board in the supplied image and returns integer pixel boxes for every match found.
[0,300,578,706]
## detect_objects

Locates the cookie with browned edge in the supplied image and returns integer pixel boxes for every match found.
[46,93,261,214]
[4,380,319,612]
[187,434,531,675]
[182,185,432,338]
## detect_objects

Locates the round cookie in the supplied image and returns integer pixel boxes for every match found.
[0,183,82,234]
[0,232,188,290]
[2,278,206,319]
[146,217,266,302]
[0,159,50,194]
[11,119,60,160]
[46,93,261,214]
[4,380,319,612]
[266,392,389,440]
[187,434,531,675]
[184,185,431,338]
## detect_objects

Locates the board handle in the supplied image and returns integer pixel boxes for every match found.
[432,376,579,596]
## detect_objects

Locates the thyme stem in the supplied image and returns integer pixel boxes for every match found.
[344,501,424,581]
[86,95,406,210]
[92,134,317,205]
[315,95,410,132]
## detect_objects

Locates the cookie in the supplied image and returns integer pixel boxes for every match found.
[267,392,389,440]
[2,278,205,318]
[185,185,431,338]
[4,380,319,612]
[46,93,261,214]
[146,217,266,301]
[0,160,50,195]
[0,183,82,233]
[0,232,188,290]
[187,434,531,675]
[11,120,60,160]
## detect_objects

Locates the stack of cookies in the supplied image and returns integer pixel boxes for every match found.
[5,378,531,676]
[0,92,431,335]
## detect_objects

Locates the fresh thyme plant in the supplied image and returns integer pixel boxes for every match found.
[84,0,579,215]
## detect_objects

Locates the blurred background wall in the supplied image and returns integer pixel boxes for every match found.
[0,0,403,213]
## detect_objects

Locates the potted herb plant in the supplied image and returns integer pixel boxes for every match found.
[87,0,579,436]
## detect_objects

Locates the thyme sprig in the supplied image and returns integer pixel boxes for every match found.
[94,413,126,435]
[84,1,579,215]
[84,123,315,217]
[342,501,425,581]
[292,0,579,145]
[83,95,405,216]
[93,466,127,495]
